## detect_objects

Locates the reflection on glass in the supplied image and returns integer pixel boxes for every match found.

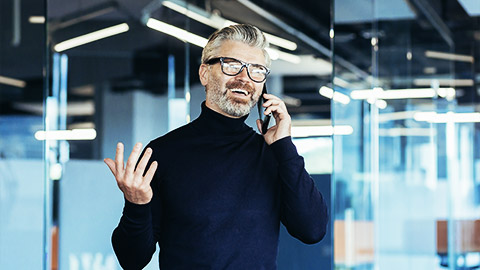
[333,0,479,269]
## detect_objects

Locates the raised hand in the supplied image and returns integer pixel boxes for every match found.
[104,142,158,204]
[256,93,291,145]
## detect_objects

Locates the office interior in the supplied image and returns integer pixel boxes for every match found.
[1,0,479,269]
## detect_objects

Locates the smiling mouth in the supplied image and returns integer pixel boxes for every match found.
[230,88,249,96]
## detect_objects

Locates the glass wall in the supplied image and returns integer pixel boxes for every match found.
[0,0,47,268]
[0,0,335,269]
[332,0,479,269]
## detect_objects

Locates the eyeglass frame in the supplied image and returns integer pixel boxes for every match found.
[205,57,271,83]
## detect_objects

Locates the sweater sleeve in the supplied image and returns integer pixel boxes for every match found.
[270,136,329,244]
[111,146,161,270]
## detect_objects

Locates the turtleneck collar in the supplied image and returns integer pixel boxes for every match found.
[191,101,252,135]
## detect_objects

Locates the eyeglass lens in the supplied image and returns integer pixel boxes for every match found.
[221,58,268,82]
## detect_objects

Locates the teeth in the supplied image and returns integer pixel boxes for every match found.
[231,89,248,96]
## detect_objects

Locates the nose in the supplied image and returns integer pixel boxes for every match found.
[235,67,250,82]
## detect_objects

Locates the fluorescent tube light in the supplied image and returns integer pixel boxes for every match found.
[378,111,417,122]
[265,48,279,60]
[54,23,129,52]
[29,16,45,24]
[263,33,297,51]
[162,0,220,29]
[146,18,208,48]
[375,99,387,109]
[0,75,26,88]
[161,0,297,51]
[34,129,97,140]
[333,77,349,88]
[319,86,350,104]
[292,125,353,137]
[379,128,434,137]
[413,78,474,87]
[414,112,480,123]
[425,50,474,63]
[265,48,300,64]
[350,88,453,100]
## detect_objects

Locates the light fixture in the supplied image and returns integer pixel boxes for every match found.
[319,86,350,104]
[333,77,349,88]
[266,48,301,64]
[414,112,480,123]
[0,75,26,88]
[292,125,353,137]
[29,16,45,24]
[54,23,129,52]
[161,0,297,51]
[425,50,474,63]
[350,88,456,100]
[375,99,387,109]
[146,18,208,48]
[379,128,434,137]
[413,78,473,87]
[35,129,97,140]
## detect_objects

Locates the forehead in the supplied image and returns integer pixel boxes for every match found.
[216,40,266,65]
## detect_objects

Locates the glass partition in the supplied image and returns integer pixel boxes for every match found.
[332,0,479,269]
[0,0,47,268]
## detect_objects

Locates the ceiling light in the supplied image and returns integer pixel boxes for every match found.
[162,0,220,29]
[375,99,387,109]
[319,86,350,104]
[414,112,480,123]
[0,75,26,88]
[265,48,279,60]
[161,0,297,51]
[54,23,129,52]
[333,77,349,88]
[379,128,434,137]
[29,16,45,24]
[413,78,474,87]
[292,125,354,137]
[146,18,208,47]
[350,88,452,100]
[377,111,417,122]
[425,50,474,63]
[34,129,97,140]
[263,33,297,51]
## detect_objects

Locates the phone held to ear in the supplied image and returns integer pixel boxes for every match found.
[257,85,271,135]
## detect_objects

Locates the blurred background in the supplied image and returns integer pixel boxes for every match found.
[0,0,479,269]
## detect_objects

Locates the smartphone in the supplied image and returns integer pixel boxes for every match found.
[258,84,271,135]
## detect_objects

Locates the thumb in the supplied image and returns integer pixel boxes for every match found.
[104,158,116,175]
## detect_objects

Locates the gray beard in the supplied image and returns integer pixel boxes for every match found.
[207,82,259,117]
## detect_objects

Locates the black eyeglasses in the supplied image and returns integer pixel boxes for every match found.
[206,57,270,83]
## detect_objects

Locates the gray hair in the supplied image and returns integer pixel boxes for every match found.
[201,24,271,67]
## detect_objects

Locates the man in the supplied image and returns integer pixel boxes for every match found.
[104,24,328,269]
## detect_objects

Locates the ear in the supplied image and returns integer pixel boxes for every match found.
[199,64,209,86]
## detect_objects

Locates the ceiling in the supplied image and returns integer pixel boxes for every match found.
[0,0,479,122]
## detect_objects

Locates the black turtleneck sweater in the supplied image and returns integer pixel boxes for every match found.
[112,102,328,270]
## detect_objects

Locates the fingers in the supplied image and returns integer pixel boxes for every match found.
[114,142,125,175]
[104,158,116,175]
[143,161,158,186]
[262,94,287,114]
[264,103,288,118]
[135,147,153,178]
[125,142,143,175]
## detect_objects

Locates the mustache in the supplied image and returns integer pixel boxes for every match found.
[225,80,254,94]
